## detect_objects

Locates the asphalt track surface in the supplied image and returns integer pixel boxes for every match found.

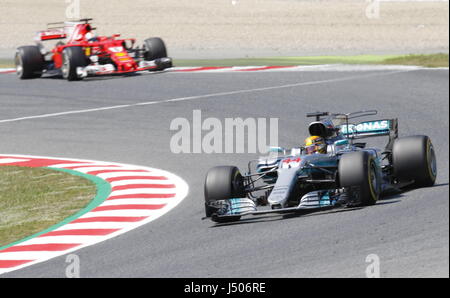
[0,67,448,277]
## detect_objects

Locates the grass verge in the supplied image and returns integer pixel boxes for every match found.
[381,53,449,68]
[174,55,395,67]
[173,53,448,68]
[0,59,13,68]
[0,166,96,247]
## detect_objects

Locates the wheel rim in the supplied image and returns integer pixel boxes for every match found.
[61,53,69,78]
[15,53,23,77]
[428,143,437,178]
[144,44,151,60]
[369,162,379,199]
[232,171,244,197]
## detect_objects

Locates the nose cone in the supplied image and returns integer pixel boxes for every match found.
[267,167,298,208]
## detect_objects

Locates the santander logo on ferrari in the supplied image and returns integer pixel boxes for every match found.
[108,46,125,53]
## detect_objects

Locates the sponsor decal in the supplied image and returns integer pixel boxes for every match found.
[341,120,390,134]
[109,46,125,53]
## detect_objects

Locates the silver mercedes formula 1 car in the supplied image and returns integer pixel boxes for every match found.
[203,110,437,223]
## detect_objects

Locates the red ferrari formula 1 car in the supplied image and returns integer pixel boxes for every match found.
[15,18,172,81]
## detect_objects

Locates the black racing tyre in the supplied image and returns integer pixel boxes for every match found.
[144,37,167,61]
[393,135,437,187]
[339,151,380,206]
[204,166,245,221]
[61,47,89,81]
[204,166,245,202]
[15,46,44,79]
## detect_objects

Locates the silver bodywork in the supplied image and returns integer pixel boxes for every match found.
[209,111,397,220]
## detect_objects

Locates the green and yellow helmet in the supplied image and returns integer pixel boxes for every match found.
[304,136,327,154]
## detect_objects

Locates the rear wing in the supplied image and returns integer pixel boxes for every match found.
[339,118,398,151]
[339,119,397,138]
[36,29,67,41]
[305,110,398,150]
[36,18,94,41]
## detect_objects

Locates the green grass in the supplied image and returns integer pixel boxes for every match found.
[173,55,396,67]
[381,53,448,68]
[0,166,96,247]
[0,58,13,68]
[173,53,448,68]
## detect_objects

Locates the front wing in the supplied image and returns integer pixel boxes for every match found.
[76,57,172,77]
[206,190,338,220]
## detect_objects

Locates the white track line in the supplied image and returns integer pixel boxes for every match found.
[167,64,446,73]
[0,158,30,164]
[100,199,169,205]
[0,69,419,124]
[78,209,161,217]
[109,180,172,187]
[22,236,103,245]
[109,188,176,196]
[0,68,15,73]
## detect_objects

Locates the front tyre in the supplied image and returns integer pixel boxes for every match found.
[204,166,245,222]
[15,46,44,79]
[339,151,380,206]
[393,135,437,187]
[144,37,168,61]
[61,47,88,81]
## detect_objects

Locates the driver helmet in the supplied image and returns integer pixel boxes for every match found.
[85,31,97,41]
[84,25,97,41]
[304,136,327,155]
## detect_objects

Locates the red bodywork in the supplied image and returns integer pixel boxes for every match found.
[38,22,157,73]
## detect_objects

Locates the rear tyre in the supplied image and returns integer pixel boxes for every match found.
[61,47,88,81]
[144,37,167,61]
[339,151,380,206]
[393,135,437,187]
[15,46,44,79]
[204,166,245,222]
